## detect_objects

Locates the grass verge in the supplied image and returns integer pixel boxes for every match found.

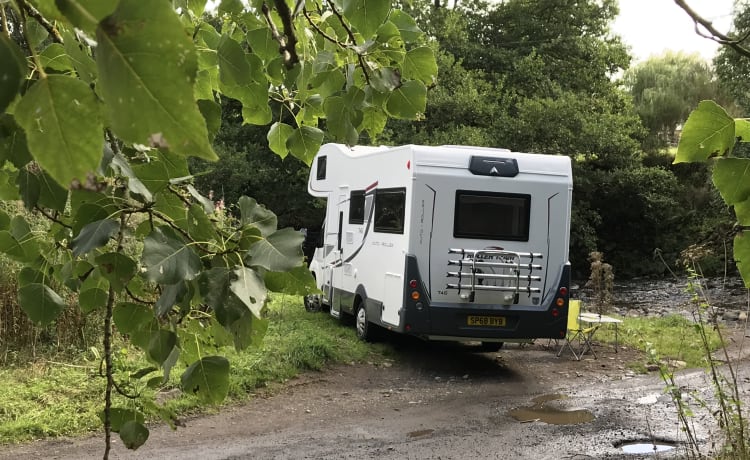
[0,295,390,445]
[593,313,722,371]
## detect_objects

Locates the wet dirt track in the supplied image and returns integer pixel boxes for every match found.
[2,333,736,460]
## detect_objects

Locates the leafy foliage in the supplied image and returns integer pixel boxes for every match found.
[677,100,750,285]
[0,0,435,454]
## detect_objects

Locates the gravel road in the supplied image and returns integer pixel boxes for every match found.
[5,327,747,460]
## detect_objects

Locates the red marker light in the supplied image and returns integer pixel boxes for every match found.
[559,287,568,297]
[407,160,411,169]
[409,280,417,288]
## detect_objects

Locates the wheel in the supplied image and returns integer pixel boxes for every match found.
[479,342,504,352]
[304,294,321,312]
[355,302,375,341]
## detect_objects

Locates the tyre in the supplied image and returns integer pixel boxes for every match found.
[355,301,375,341]
[304,294,321,312]
[479,342,504,352]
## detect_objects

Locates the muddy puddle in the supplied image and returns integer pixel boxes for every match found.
[508,394,594,425]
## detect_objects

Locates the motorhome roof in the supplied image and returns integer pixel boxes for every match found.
[319,144,570,176]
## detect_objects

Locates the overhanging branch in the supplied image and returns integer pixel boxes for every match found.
[674,0,750,59]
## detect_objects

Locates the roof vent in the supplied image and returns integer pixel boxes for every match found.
[469,156,519,177]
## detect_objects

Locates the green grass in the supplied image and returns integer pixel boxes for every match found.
[0,300,726,445]
[594,313,722,370]
[0,295,389,445]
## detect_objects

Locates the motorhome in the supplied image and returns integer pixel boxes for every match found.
[305,144,572,349]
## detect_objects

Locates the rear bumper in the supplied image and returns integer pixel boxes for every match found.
[402,262,570,340]
[405,303,567,340]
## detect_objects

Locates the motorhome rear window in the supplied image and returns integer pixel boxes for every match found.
[454,191,530,241]
[374,188,406,234]
[349,190,365,224]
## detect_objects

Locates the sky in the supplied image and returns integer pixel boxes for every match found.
[612,0,734,63]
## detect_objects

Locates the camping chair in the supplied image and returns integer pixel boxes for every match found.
[556,300,599,360]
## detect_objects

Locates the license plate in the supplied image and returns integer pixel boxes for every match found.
[467,315,506,327]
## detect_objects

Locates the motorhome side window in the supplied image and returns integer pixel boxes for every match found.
[454,191,530,241]
[349,190,365,224]
[374,188,406,234]
[316,156,327,180]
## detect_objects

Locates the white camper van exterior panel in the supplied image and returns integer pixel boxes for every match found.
[307,144,572,343]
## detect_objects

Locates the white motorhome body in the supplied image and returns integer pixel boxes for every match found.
[306,144,572,343]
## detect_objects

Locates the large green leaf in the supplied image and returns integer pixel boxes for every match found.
[119,420,149,450]
[674,100,735,163]
[70,218,119,257]
[735,232,750,288]
[61,28,97,84]
[713,158,750,206]
[238,196,277,236]
[227,310,268,350]
[142,227,202,284]
[39,43,75,72]
[402,47,437,85]
[389,10,422,44]
[385,80,427,119]
[155,281,187,317]
[109,153,153,202]
[0,36,26,113]
[19,283,66,325]
[735,199,750,226]
[96,0,217,161]
[342,0,390,39]
[0,114,32,168]
[736,119,750,142]
[181,356,230,404]
[104,407,145,432]
[16,169,41,211]
[217,34,252,86]
[229,267,267,318]
[96,252,137,291]
[15,75,103,186]
[79,268,109,313]
[197,99,222,142]
[56,0,118,33]
[18,169,68,212]
[0,231,29,260]
[287,126,323,166]
[9,216,41,262]
[147,329,177,364]
[113,302,155,335]
[220,82,272,125]
[264,265,319,295]
[247,227,304,272]
[246,27,277,63]
[72,203,110,236]
[131,149,190,194]
[267,122,294,159]
[323,97,359,145]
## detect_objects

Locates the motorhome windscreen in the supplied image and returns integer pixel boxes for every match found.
[454,191,530,241]
[374,188,406,234]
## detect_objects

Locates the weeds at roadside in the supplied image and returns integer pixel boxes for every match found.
[646,265,749,459]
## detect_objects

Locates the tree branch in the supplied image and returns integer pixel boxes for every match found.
[35,206,73,229]
[261,1,299,68]
[17,0,63,44]
[323,0,371,84]
[674,0,750,59]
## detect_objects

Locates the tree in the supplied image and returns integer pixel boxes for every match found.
[625,52,736,152]
[0,0,436,457]
[714,1,750,115]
